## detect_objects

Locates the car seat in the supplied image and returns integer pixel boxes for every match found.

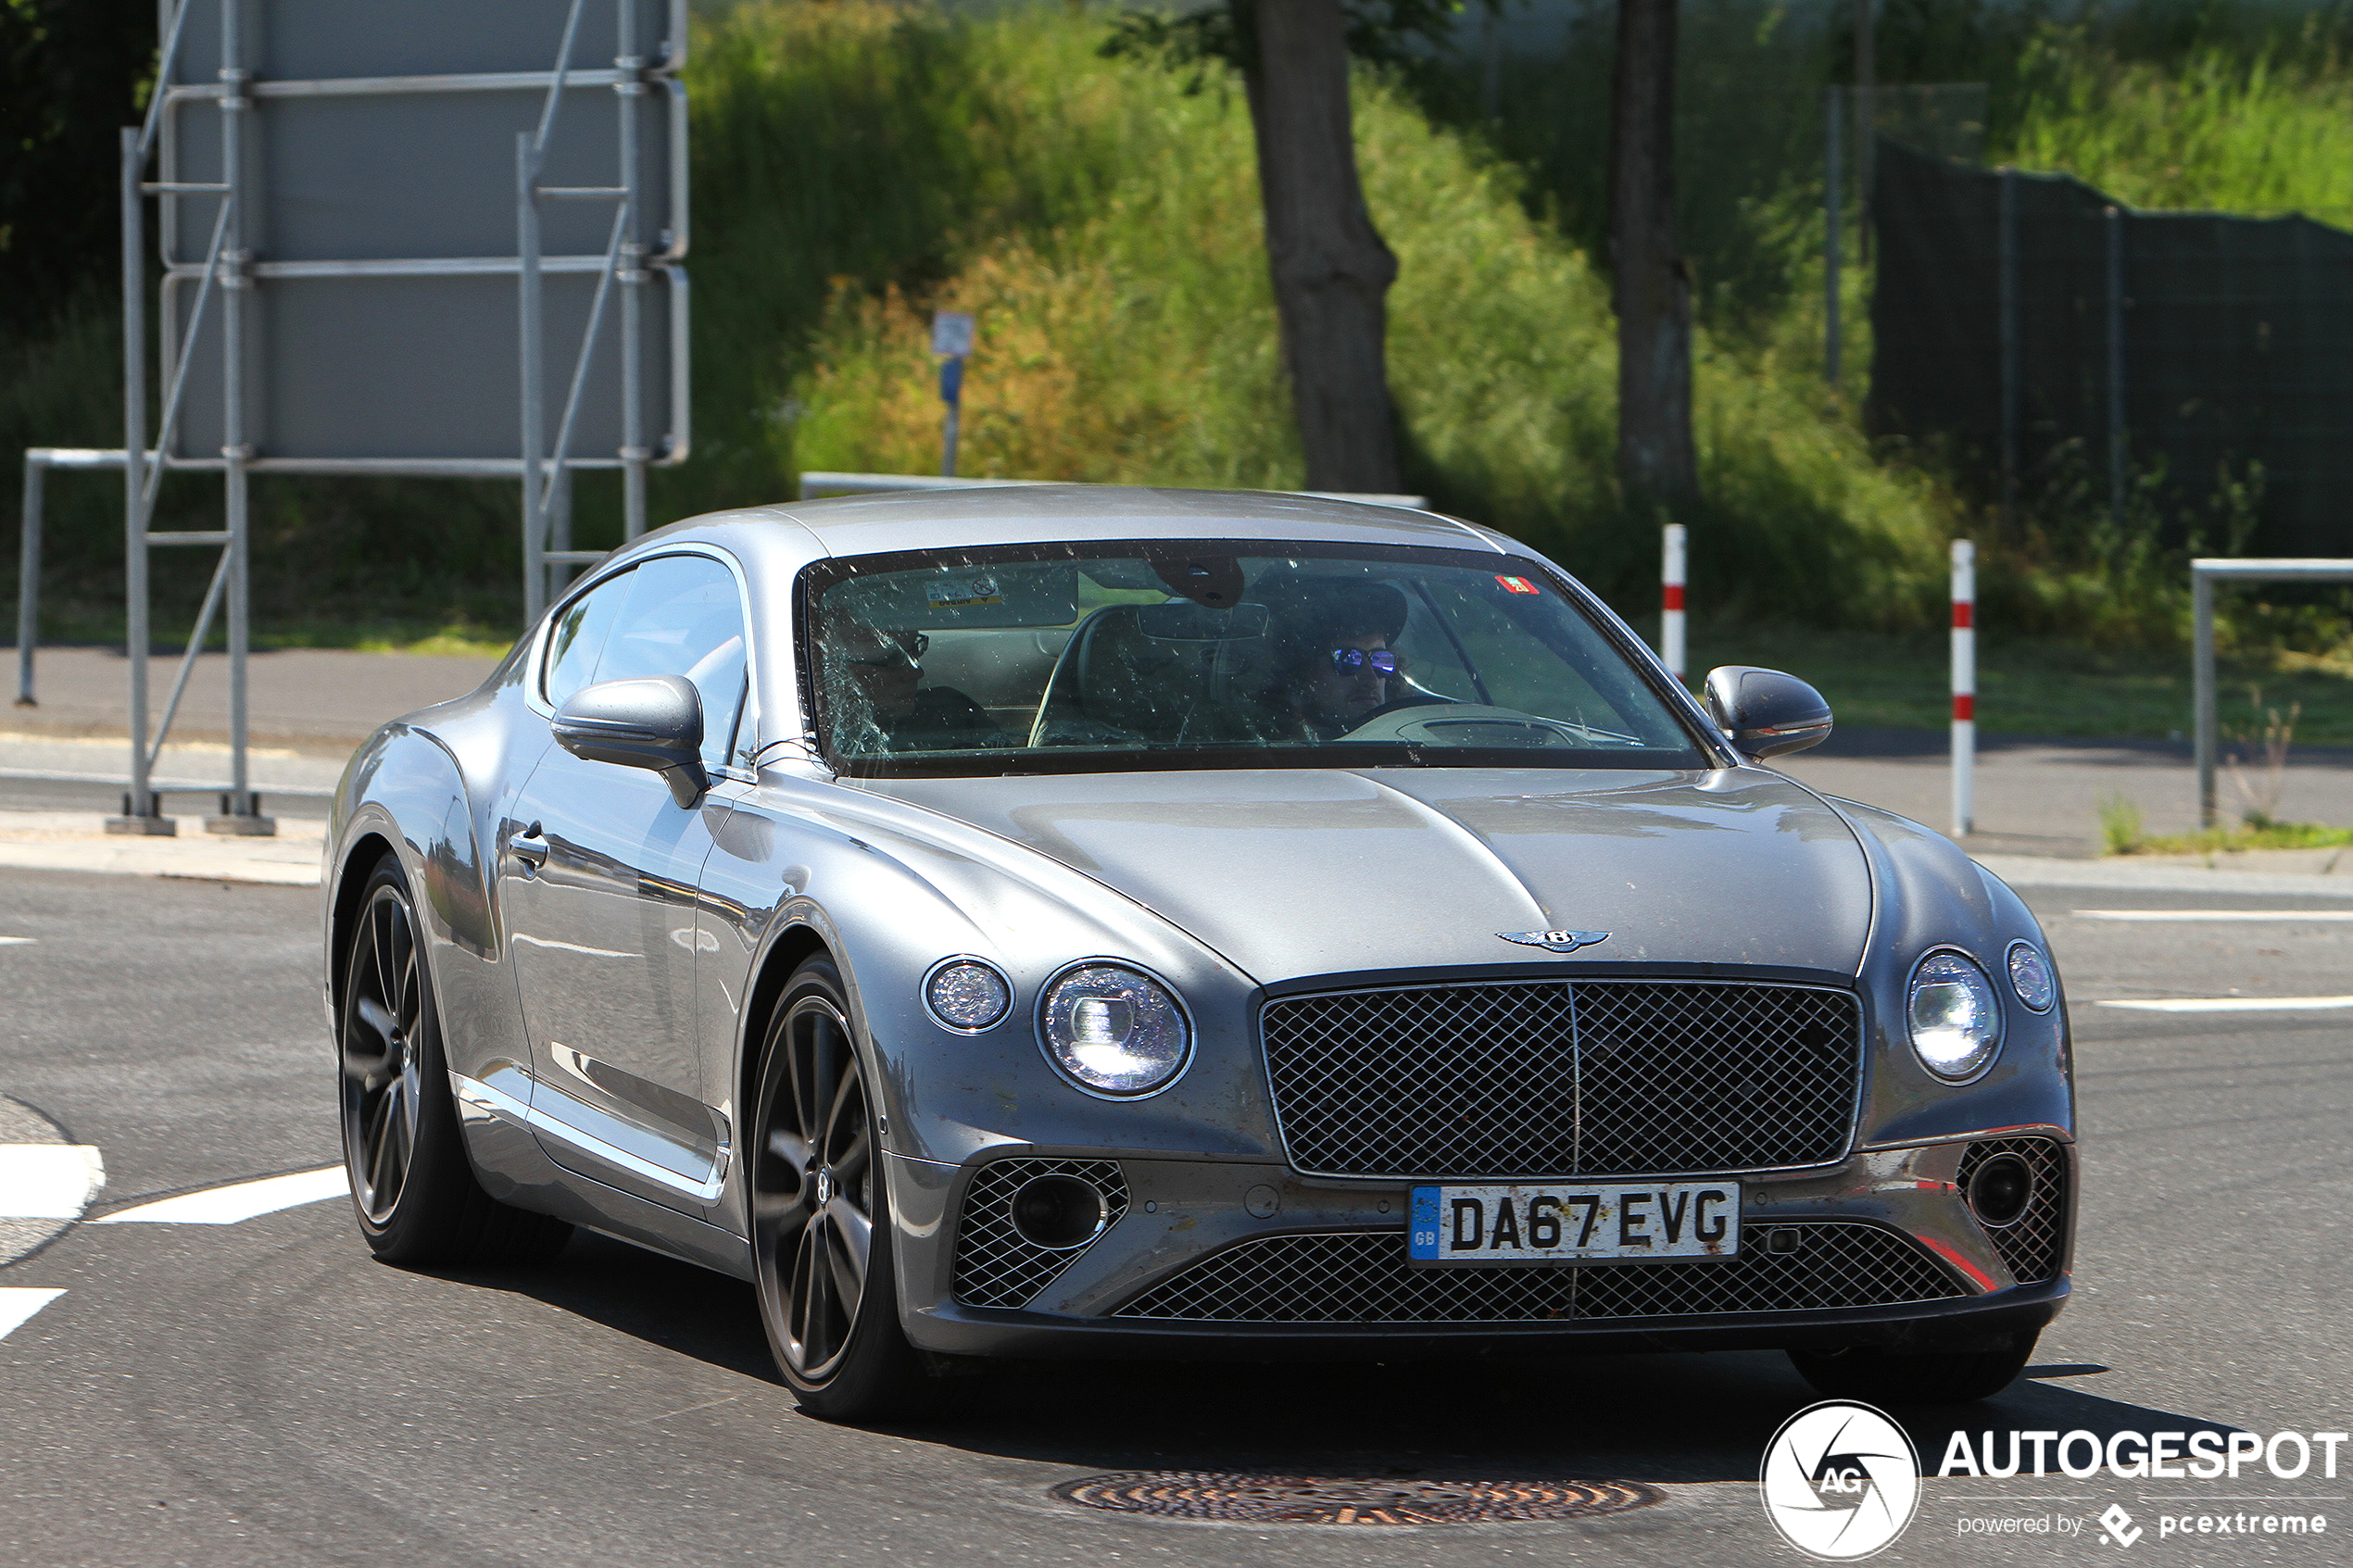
[1026,606,1216,746]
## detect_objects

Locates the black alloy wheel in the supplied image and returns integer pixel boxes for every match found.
[750,957,928,1418]
[341,875,426,1224]
[336,853,571,1265]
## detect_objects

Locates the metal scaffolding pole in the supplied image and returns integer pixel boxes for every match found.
[15,455,43,708]
[519,0,592,624]
[212,0,269,834]
[114,127,167,834]
[618,0,648,544]
[519,131,548,626]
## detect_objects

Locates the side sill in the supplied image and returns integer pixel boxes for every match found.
[450,1070,726,1203]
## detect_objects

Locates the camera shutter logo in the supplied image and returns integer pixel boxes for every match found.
[1760,1400,1921,1560]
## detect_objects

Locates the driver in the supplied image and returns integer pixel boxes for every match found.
[1249,579,1413,742]
[821,616,1000,752]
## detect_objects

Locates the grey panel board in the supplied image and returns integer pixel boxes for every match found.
[162,268,679,463]
[161,81,680,263]
[167,0,681,84]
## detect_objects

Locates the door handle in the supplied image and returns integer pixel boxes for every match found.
[511,822,548,873]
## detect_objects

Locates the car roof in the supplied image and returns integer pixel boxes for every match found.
[666,484,1515,565]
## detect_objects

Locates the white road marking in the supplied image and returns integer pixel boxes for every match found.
[0,1287,64,1342]
[2074,909,2353,922]
[2096,996,2353,1013]
[0,935,34,946]
[0,1144,106,1218]
[95,1165,347,1224]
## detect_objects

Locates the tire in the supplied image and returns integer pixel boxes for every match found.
[749,957,931,1421]
[337,852,572,1266]
[1788,1328,2041,1406]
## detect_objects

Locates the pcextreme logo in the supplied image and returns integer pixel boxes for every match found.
[1761,1400,1923,1560]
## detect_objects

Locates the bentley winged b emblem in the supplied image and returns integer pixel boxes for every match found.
[1497,928,1610,955]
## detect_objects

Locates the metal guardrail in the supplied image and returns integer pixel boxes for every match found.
[796,471,1430,510]
[0,767,333,801]
[17,448,132,709]
[2192,557,2353,826]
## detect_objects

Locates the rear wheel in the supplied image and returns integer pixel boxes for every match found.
[1788,1328,2040,1406]
[338,852,571,1265]
[749,957,929,1420]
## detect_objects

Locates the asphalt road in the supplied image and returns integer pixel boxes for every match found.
[0,869,2347,1567]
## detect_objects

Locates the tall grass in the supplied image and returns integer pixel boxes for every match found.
[2004,28,2353,221]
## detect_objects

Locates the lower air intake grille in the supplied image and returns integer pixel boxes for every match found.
[1113,1223,1965,1324]
[952,1158,1127,1310]
[1958,1137,2070,1285]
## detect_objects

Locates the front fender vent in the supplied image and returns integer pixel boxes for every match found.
[951,1157,1128,1310]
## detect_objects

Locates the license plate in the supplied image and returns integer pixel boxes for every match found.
[1408,1181,1741,1264]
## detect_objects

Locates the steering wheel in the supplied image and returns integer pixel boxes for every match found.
[1337,704,1588,749]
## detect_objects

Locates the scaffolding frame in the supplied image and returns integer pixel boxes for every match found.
[15,1,686,833]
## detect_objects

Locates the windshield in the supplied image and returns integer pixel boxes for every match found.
[799,542,1710,776]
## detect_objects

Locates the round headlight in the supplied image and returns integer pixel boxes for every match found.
[2007,940,2056,1012]
[1907,951,2002,1080]
[1039,963,1190,1096]
[924,958,1011,1033]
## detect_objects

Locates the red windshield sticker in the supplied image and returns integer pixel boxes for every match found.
[1495,575,1541,595]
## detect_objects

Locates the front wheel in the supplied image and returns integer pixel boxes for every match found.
[1788,1329,2041,1406]
[337,852,572,1265]
[749,957,930,1420]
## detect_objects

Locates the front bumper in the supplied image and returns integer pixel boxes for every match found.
[884,1133,2075,1361]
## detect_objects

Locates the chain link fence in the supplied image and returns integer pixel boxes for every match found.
[1869,135,2353,556]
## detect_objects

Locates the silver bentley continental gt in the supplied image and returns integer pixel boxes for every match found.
[322,486,2075,1419]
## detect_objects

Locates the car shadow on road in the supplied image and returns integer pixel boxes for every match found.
[908,1352,2249,1486]
[434,1231,774,1383]
[460,1235,2247,1486]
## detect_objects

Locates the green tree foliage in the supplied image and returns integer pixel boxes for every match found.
[0,0,156,332]
[1101,0,1483,78]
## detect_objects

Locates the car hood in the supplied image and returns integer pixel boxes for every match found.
[856,768,1871,985]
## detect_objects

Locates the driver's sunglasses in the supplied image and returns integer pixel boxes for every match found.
[1330,647,1401,676]
[846,631,929,669]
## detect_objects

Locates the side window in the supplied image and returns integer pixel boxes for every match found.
[592,554,751,771]
[543,569,632,709]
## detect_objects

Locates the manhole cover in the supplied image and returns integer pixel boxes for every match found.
[1053,1472,1664,1526]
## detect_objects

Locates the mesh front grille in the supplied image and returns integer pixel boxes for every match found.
[1957,1137,2070,1285]
[1262,981,1859,1178]
[1114,1223,1965,1324]
[951,1158,1128,1310]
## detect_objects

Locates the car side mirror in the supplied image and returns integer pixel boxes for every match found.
[1703,666,1833,760]
[552,674,709,807]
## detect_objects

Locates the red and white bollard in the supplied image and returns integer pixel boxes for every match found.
[1951,539,1975,837]
[1661,523,1687,683]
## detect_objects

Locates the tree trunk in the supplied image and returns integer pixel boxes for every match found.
[1240,0,1403,494]
[1610,0,1699,507]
